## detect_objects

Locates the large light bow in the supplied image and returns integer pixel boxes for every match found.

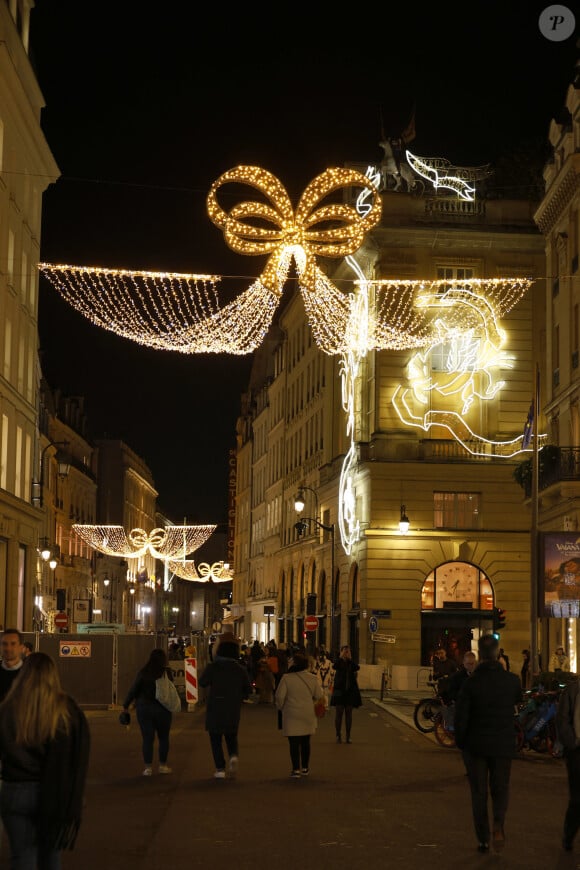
[206,165,381,354]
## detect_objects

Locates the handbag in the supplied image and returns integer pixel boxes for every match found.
[314,697,326,719]
[155,671,181,714]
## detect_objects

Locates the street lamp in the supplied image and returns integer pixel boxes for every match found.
[294,487,336,658]
[399,504,410,535]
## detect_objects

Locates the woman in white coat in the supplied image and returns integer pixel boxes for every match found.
[275,650,323,778]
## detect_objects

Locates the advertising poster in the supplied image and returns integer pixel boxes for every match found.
[541,532,580,618]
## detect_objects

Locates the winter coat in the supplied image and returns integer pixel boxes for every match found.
[454,660,522,756]
[199,655,251,733]
[275,668,322,737]
[330,658,362,708]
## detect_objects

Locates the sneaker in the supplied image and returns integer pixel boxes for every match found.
[290,770,301,778]
[158,765,172,774]
[228,756,239,776]
[301,768,309,776]
[142,767,153,777]
[214,770,226,779]
[477,843,489,853]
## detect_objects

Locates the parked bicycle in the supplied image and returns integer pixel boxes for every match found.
[516,687,563,757]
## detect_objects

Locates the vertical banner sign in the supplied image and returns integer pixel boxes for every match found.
[185,657,198,705]
[228,447,237,565]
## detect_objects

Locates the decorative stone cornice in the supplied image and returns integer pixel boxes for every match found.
[535,154,580,235]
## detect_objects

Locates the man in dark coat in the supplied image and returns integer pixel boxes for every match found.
[556,677,580,850]
[454,634,522,855]
[199,633,251,779]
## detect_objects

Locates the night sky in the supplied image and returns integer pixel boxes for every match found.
[28,1,578,525]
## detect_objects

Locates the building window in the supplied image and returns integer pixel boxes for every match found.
[434,492,481,529]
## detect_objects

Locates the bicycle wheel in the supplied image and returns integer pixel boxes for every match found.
[413,698,442,733]
[434,714,456,748]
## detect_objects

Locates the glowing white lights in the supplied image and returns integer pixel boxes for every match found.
[167,560,233,582]
[405,150,476,200]
[71,525,216,559]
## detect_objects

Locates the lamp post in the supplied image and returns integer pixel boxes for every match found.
[294,487,336,658]
[103,577,111,623]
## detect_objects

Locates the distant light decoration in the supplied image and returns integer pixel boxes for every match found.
[71,524,216,559]
[39,165,381,356]
[167,559,233,582]
[405,150,477,200]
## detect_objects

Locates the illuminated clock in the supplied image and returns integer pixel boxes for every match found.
[436,564,477,606]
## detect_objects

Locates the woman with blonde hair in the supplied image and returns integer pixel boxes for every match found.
[0,651,90,868]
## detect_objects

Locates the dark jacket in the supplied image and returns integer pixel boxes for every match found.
[0,695,90,849]
[454,660,522,756]
[330,658,362,708]
[123,665,174,709]
[0,662,23,702]
[556,678,580,751]
[446,666,471,703]
[199,655,251,732]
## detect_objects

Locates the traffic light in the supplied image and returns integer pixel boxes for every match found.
[492,607,507,637]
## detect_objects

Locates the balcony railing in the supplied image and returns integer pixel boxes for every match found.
[522,446,580,497]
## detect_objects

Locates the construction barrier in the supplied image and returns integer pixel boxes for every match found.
[185,656,198,705]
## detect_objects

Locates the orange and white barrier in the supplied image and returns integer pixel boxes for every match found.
[185,656,198,706]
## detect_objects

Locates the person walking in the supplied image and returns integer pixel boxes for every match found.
[199,633,251,779]
[447,650,478,703]
[520,649,531,689]
[454,634,522,854]
[330,645,362,744]
[313,648,333,709]
[0,628,25,701]
[275,650,322,777]
[0,652,90,868]
[498,648,510,671]
[122,648,176,776]
[556,677,580,850]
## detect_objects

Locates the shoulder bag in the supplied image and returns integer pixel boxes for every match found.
[297,672,326,718]
[155,671,181,714]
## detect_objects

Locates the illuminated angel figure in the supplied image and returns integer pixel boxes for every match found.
[381,278,532,457]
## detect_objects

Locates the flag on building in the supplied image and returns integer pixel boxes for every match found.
[522,401,534,449]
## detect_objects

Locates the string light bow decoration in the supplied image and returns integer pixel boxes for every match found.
[39,166,381,356]
[167,559,233,582]
[71,524,216,559]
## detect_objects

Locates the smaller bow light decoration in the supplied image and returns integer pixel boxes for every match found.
[167,559,233,582]
[39,166,381,356]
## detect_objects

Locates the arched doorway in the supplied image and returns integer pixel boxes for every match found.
[420,561,494,666]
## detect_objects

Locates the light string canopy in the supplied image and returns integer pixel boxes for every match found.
[39,165,381,356]
[167,559,233,583]
[71,524,216,559]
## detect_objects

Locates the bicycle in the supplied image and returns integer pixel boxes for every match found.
[413,680,447,733]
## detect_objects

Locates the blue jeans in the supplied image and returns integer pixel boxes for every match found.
[0,780,61,870]
[136,702,172,765]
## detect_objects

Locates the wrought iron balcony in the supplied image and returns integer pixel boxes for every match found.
[518,446,580,497]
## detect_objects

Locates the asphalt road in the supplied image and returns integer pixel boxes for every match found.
[0,692,574,870]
